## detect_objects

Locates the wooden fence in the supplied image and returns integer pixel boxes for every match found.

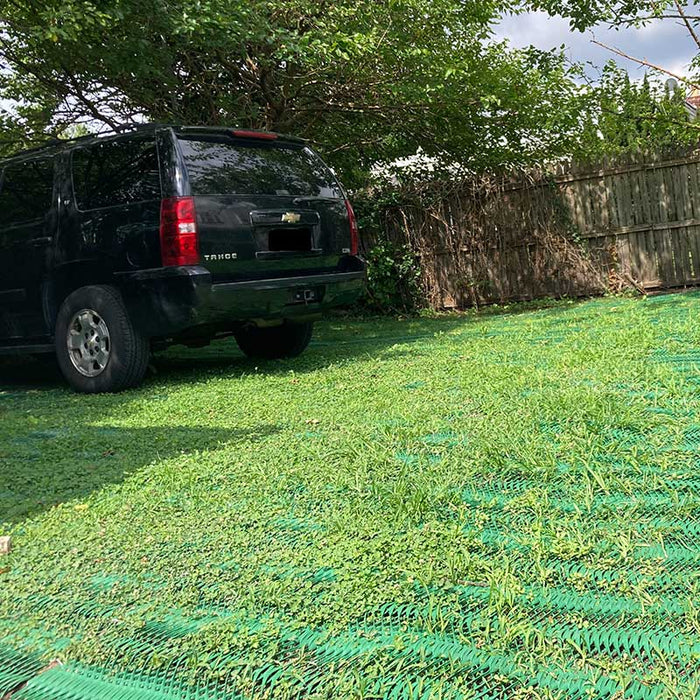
[370,147,700,309]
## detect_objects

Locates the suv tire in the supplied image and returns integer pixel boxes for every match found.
[234,321,313,360]
[55,285,150,393]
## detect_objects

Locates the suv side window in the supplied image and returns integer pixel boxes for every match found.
[0,158,54,226]
[71,137,161,210]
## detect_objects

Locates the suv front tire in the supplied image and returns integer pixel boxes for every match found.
[55,285,150,393]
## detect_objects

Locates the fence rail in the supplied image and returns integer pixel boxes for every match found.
[371,147,700,309]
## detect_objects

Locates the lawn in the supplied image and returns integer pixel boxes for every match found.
[2,292,700,699]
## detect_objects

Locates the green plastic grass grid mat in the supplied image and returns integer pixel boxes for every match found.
[6,292,700,698]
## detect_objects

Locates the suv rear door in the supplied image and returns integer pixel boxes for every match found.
[0,156,56,341]
[64,135,162,273]
[176,132,352,282]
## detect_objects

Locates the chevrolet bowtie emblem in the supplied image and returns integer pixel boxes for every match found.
[281,212,301,224]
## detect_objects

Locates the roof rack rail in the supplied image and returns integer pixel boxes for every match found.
[9,138,63,158]
[1,123,305,162]
[0,122,171,161]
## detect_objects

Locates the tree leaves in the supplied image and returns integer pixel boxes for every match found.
[0,0,589,185]
[577,62,698,158]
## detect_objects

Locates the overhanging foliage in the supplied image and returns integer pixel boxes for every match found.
[0,0,589,184]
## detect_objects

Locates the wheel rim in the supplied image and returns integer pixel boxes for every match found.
[66,308,111,377]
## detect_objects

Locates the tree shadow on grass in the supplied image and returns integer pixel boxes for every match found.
[0,302,595,392]
[0,302,604,526]
[147,334,435,387]
[0,423,281,527]
[146,312,537,385]
[0,326,434,392]
[0,356,65,390]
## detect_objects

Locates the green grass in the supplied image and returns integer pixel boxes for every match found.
[2,293,700,699]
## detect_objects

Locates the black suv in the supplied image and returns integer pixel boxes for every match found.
[0,125,365,392]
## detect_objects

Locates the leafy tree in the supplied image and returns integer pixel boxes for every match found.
[0,0,589,184]
[577,62,698,157]
[508,1,700,158]
[527,0,700,87]
[526,0,668,31]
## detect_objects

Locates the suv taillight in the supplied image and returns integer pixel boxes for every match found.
[345,199,359,256]
[160,196,200,267]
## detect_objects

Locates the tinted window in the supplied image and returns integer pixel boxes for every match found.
[72,137,161,210]
[0,158,54,225]
[179,137,342,198]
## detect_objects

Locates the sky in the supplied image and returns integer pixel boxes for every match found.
[495,11,697,84]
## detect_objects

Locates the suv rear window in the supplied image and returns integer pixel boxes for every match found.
[0,158,54,225]
[72,137,161,210]
[178,137,342,198]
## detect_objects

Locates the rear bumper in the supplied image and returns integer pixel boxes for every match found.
[118,259,365,338]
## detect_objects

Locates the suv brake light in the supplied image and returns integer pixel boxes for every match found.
[345,199,359,256]
[160,196,200,267]
[231,130,278,140]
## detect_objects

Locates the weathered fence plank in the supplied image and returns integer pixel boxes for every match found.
[369,146,700,309]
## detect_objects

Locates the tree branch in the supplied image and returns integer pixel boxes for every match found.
[60,69,122,131]
[613,13,700,25]
[673,0,700,49]
[591,39,700,90]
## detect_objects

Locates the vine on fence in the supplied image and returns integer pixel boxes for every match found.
[356,169,610,312]
[354,189,426,314]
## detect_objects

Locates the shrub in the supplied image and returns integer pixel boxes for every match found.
[362,241,423,315]
[353,189,424,315]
